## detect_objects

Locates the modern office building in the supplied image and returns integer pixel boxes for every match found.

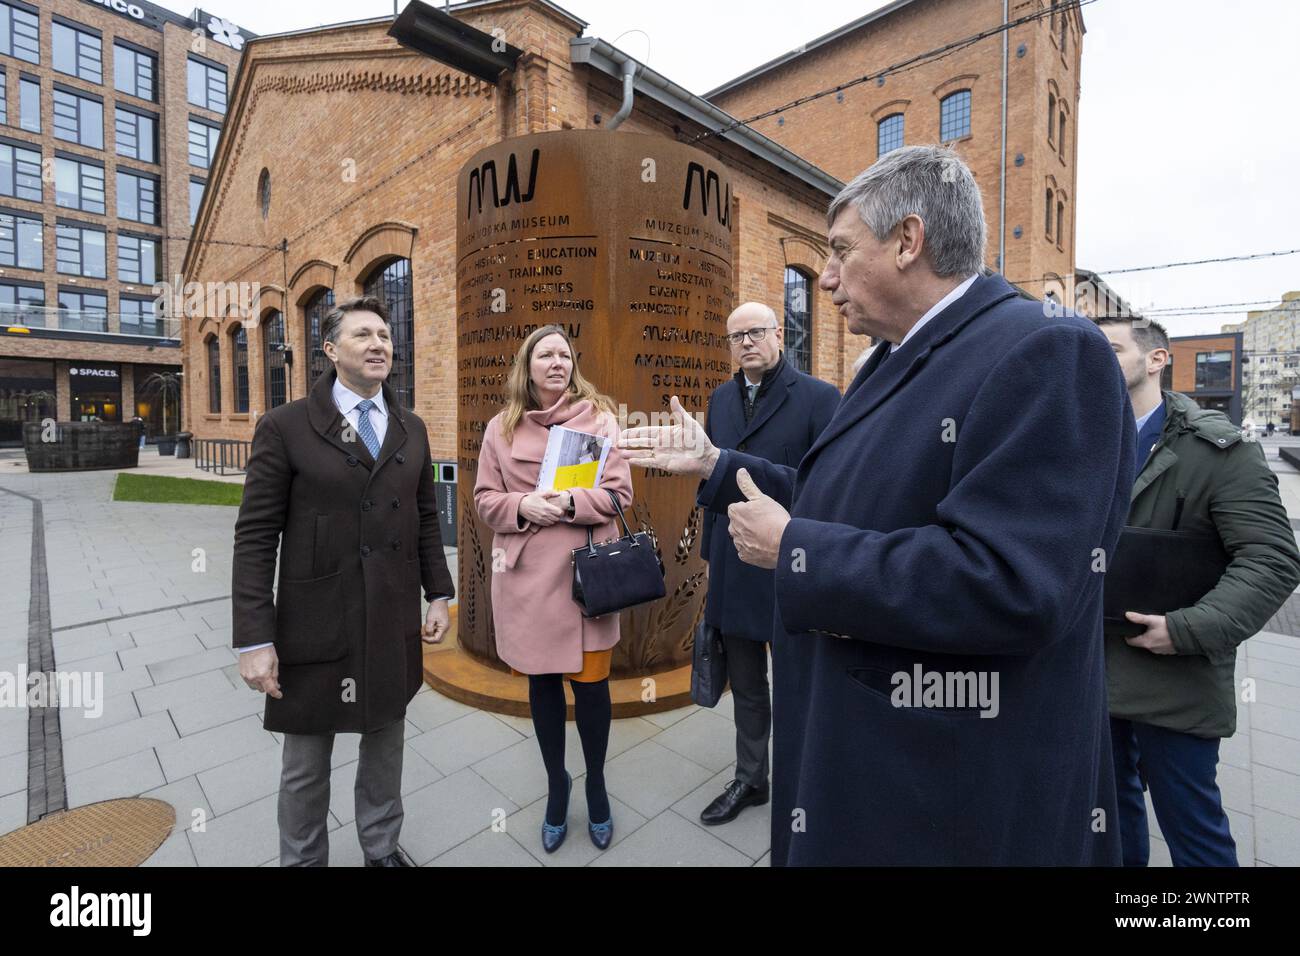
[0,0,249,445]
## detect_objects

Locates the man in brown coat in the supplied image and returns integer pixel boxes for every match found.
[233,295,453,867]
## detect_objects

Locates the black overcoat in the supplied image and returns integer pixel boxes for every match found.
[232,368,454,734]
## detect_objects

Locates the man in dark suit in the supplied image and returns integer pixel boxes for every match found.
[233,295,453,867]
[697,302,838,825]
[621,146,1134,865]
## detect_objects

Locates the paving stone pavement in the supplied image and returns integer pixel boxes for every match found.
[0,446,1298,866]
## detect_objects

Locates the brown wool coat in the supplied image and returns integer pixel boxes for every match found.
[232,369,454,734]
[474,396,633,674]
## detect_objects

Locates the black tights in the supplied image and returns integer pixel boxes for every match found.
[527,674,611,826]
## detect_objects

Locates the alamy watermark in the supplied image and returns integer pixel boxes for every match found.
[891,665,1000,718]
[0,669,103,718]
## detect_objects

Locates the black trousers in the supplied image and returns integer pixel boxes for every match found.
[722,632,771,788]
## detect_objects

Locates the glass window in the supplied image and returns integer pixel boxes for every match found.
[206,335,221,413]
[1058,112,1067,161]
[0,142,43,201]
[119,297,161,336]
[0,357,56,447]
[117,170,159,225]
[53,88,103,148]
[187,57,227,113]
[113,43,155,101]
[57,290,108,333]
[19,76,38,132]
[1047,92,1056,145]
[363,259,414,409]
[116,234,157,284]
[0,3,39,64]
[55,157,106,214]
[52,22,102,83]
[188,119,219,168]
[939,89,972,141]
[877,113,904,157]
[0,281,43,326]
[1045,188,1054,240]
[56,223,106,278]
[264,310,287,408]
[1056,200,1064,247]
[0,70,6,125]
[1196,351,1232,390]
[232,326,249,413]
[783,266,812,374]
[189,179,206,225]
[68,360,120,421]
[115,107,158,163]
[305,288,335,391]
[0,212,41,269]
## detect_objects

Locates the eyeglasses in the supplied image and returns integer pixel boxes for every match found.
[726,326,778,346]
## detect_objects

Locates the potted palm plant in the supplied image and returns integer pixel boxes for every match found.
[139,371,182,455]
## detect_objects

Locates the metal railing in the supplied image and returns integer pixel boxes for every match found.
[193,437,251,476]
[0,304,181,342]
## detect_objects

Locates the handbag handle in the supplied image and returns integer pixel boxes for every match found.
[584,488,637,556]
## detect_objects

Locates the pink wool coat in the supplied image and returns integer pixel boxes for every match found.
[474,396,634,675]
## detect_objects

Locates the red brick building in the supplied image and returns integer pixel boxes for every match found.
[182,0,1085,456]
[0,0,249,445]
[707,0,1082,304]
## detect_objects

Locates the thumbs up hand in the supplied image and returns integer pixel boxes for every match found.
[727,467,790,569]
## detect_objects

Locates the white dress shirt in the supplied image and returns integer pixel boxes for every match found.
[887,273,981,356]
[332,377,388,449]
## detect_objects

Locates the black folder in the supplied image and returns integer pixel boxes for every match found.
[1102,527,1232,638]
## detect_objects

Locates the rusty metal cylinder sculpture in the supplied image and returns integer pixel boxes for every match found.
[456,129,735,680]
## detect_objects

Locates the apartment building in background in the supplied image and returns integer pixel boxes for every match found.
[1225,291,1300,428]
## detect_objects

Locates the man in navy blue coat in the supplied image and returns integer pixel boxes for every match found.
[621,146,1134,865]
[697,302,839,826]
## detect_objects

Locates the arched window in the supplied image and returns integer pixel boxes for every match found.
[304,288,335,392]
[263,310,286,409]
[1045,188,1054,240]
[363,258,414,410]
[231,325,249,413]
[877,113,904,157]
[1047,92,1056,145]
[1058,110,1067,162]
[1056,199,1065,249]
[205,334,221,413]
[939,90,971,141]
[783,266,812,374]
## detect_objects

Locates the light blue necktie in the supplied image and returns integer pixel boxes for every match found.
[354,399,380,458]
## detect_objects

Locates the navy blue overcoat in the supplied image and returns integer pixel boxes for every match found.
[701,358,839,642]
[698,274,1135,865]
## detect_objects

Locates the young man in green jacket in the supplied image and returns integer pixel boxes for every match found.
[1098,317,1300,866]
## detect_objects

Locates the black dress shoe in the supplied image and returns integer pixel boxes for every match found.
[700,779,769,826]
[365,847,414,867]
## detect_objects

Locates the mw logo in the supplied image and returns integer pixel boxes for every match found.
[466,148,541,217]
[682,162,730,227]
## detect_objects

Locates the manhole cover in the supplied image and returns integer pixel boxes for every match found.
[0,798,176,867]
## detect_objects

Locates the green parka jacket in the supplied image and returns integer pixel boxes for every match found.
[1106,390,1300,738]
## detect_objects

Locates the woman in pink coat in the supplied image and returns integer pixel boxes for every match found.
[474,324,632,853]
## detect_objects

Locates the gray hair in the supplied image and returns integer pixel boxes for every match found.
[321,295,390,345]
[827,145,987,277]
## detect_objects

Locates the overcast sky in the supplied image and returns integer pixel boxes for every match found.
[178,0,1298,335]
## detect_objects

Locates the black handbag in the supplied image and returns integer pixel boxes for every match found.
[570,489,666,618]
[690,620,728,707]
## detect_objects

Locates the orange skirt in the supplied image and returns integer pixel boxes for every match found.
[511,649,612,683]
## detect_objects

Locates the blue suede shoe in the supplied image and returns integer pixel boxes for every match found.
[588,816,613,850]
[541,772,572,854]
